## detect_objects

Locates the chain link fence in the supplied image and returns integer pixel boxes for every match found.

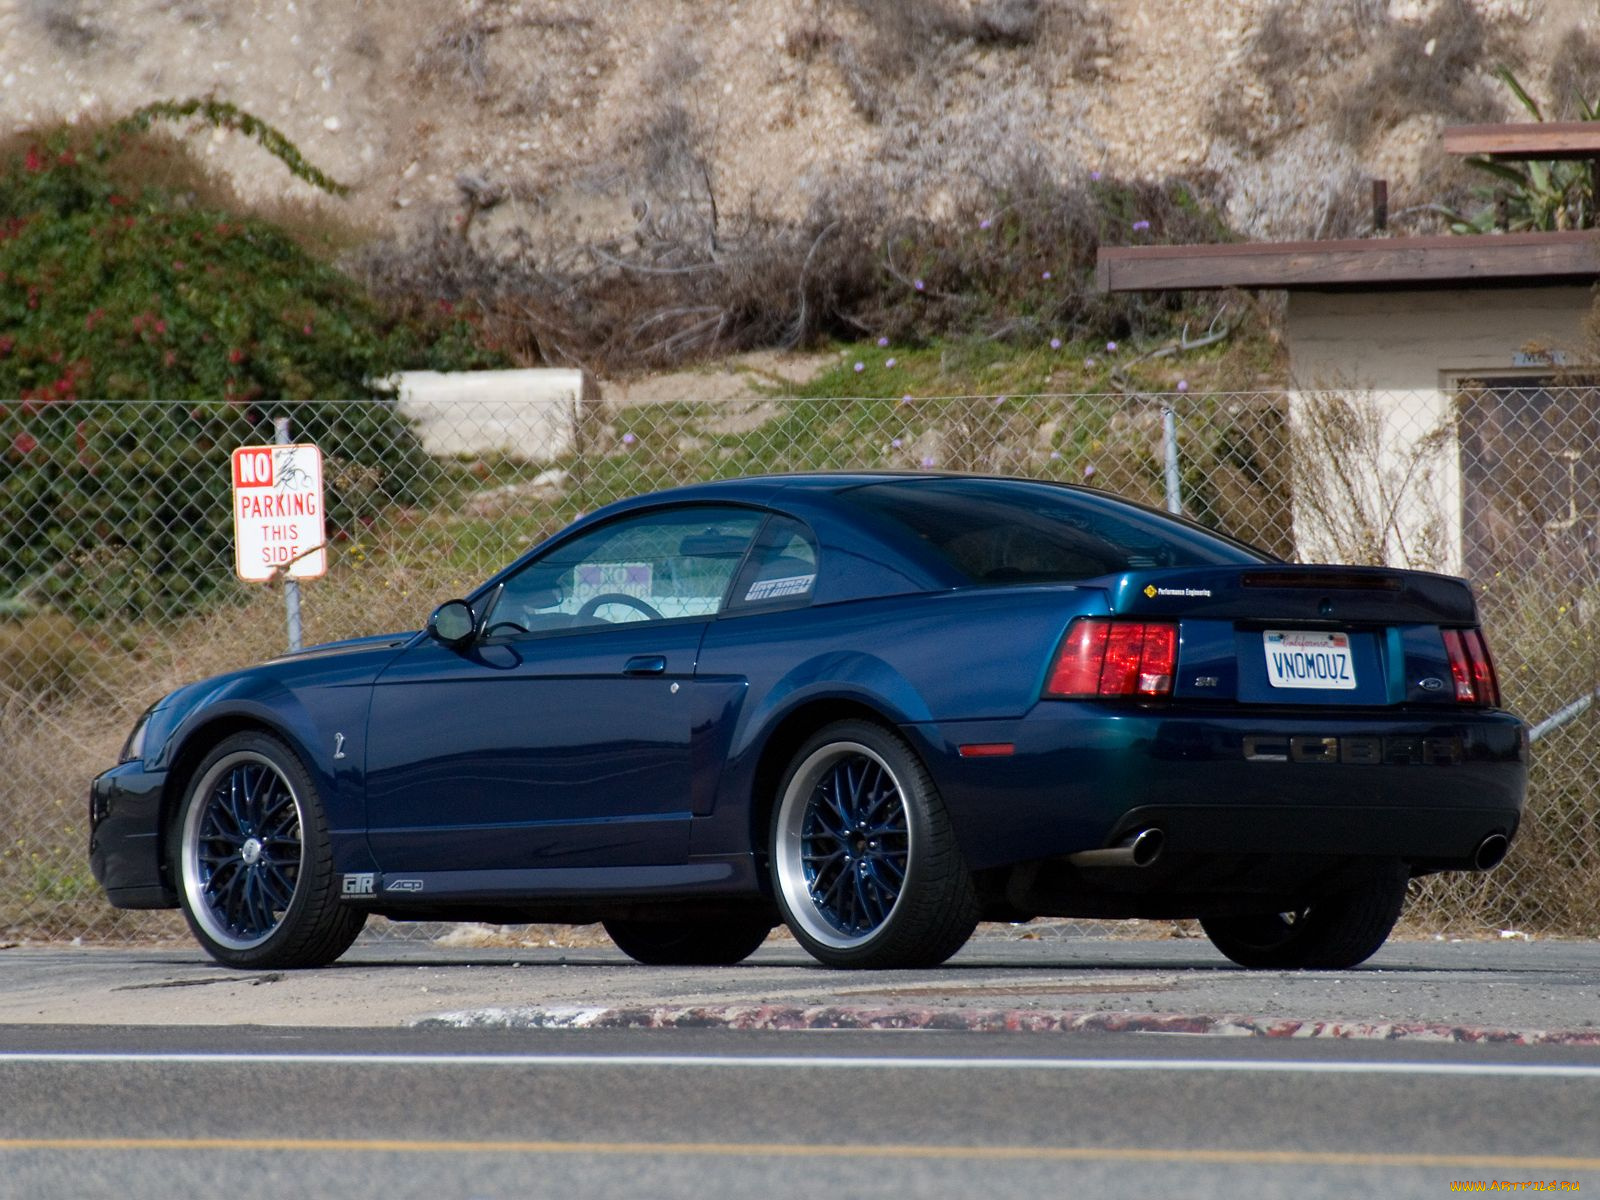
[2,386,1596,943]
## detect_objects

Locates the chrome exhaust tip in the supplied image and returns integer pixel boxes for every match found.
[1067,827,1165,869]
[1472,833,1510,871]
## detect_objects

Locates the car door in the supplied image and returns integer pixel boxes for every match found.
[363,505,765,880]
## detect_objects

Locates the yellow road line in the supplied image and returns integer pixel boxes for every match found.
[1,1137,1597,1171]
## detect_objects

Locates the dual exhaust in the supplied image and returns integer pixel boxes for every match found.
[1065,828,1510,873]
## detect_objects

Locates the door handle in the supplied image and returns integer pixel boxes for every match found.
[623,655,668,676]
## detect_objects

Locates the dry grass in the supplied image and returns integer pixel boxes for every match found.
[1547,25,1600,120]
[1286,388,1453,572]
[1330,0,1514,148]
[1213,0,1515,157]
[0,562,446,942]
[820,0,1110,123]
[1407,568,1600,937]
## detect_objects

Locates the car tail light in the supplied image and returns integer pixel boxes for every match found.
[1046,618,1178,698]
[1442,627,1501,706]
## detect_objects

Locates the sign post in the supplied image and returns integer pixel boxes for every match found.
[230,421,327,653]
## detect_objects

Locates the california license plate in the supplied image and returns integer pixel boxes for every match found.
[1263,630,1357,690]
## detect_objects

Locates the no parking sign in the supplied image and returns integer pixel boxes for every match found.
[230,443,328,582]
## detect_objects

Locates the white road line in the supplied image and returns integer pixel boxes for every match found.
[2,1052,1600,1078]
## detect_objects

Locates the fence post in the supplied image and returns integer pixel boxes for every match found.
[273,416,304,654]
[1162,406,1183,515]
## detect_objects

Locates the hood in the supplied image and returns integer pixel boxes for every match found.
[267,630,418,664]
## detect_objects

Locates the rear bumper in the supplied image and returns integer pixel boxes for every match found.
[89,763,175,909]
[907,703,1527,872]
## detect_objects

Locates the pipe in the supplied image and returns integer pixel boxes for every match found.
[1067,827,1165,869]
[1472,833,1510,871]
[1529,688,1600,743]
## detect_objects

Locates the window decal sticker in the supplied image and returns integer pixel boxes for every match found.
[745,574,815,602]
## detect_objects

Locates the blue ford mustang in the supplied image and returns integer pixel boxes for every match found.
[90,473,1527,971]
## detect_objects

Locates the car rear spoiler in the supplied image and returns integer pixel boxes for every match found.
[1105,564,1479,625]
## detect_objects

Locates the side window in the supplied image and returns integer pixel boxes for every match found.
[487,507,763,635]
[727,517,819,613]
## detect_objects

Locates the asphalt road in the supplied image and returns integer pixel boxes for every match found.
[2,1026,1597,1199]
[3,935,1599,1036]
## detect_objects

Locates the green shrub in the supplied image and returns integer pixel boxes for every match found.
[0,104,503,619]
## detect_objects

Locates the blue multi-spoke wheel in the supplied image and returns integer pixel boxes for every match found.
[772,721,978,969]
[174,733,364,969]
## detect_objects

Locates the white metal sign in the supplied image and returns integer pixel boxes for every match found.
[230,443,327,582]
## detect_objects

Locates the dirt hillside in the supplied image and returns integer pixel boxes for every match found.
[2,1,1594,245]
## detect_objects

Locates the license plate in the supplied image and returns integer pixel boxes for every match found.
[1263,630,1357,690]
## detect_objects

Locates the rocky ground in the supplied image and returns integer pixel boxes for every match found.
[4,0,1595,252]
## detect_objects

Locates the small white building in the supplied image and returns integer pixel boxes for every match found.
[1099,228,1600,575]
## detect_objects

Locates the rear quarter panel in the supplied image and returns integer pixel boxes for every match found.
[691,586,1106,857]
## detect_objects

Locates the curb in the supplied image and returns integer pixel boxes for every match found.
[414,1003,1600,1046]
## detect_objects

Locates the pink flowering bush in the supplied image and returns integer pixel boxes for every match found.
[0,110,502,618]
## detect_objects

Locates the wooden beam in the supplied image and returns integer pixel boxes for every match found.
[1443,122,1600,161]
[1096,231,1600,293]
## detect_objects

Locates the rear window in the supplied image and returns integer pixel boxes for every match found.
[842,479,1267,584]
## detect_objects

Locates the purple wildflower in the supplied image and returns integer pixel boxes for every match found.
[901,394,913,404]
[1049,337,1062,350]
[921,455,936,468]
[622,432,636,446]
[1085,357,1097,368]
[1090,170,1102,181]
[1105,341,1118,353]
[877,336,890,347]
[891,438,903,449]
[1050,451,1061,460]
[854,361,865,373]
[1177,379,1189,393]
[914,279,925,292]
[1041,270,1052,280]
[1132,219,1151,232]
[1083,464,1097,479]
[885,357,897,368]
[979,218,991,230]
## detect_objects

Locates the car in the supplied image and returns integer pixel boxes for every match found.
[90,472,1528,972]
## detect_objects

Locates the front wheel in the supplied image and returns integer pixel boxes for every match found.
[172,732,365,969]
[1200,869,1409,970]
[602,914,774,966]
[771,720,979,969]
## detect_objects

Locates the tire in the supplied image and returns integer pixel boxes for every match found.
[1200,868,1410,970]
[770,720,979,969]
[603,914,774,966]
[172,732,366,969]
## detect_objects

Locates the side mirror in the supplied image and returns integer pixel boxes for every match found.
[427,599,477,647]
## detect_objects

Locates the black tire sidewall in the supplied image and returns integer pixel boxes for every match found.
[1201,870,1409,970]
[171,731,356,969]
[770,719,976,969]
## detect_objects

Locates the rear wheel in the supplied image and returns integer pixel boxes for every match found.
[172,732,365,969]
[603,914,774,966]
[1200,869,1409,970]
[771,720,979,969]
